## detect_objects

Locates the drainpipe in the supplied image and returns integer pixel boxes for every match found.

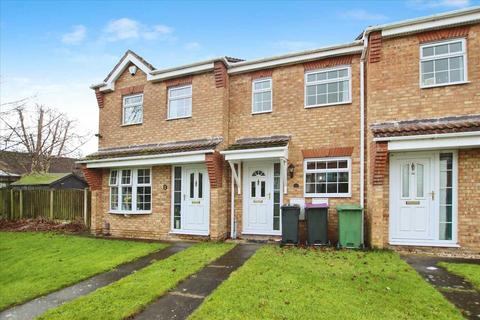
[230,166,236,239]
[359,30,368,209]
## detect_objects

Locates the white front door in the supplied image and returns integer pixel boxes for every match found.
[174,165,209,235]
[243,162,275,235]
[391,155,434,241]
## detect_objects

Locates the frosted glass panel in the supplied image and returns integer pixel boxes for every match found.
[402,164,410,198]
[416,163,424,198]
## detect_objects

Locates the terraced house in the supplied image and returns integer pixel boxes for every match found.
[81,7,480,255]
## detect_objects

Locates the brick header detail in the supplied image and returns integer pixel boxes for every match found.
[214,61,228,88]
[371,141,388,185]
[205,151,224,188]
[418,26,470,43]
[302,146,354,158]
[120,85,145,96]
[369,32,382,63]
[304,55,354,71]
[165,76,193,88]
[250,69,274,80]
[95,89,104,108]
[82,165,103,190]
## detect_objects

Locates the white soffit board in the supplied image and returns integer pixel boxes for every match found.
[388,134,480,151]
[222,147,288,161]
[381,10,480,38]
[85,153,208,168]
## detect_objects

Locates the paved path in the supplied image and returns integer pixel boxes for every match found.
[134,243,261,320]
[0,242,192,320]
[402,255,480,320]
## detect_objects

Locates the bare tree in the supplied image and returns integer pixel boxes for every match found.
[0,99,89,173]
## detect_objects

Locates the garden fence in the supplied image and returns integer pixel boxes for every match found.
[0,188,91,227]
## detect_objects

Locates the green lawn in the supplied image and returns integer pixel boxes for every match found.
[0,232,165,310]
[38,242,234,320]
[190,246,463,320]
[438,262,480,290]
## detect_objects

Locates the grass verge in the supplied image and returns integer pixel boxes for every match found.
[438,262,480,290]
[0,232,164,310]
[38,242,234,320]
[190,246,463,320]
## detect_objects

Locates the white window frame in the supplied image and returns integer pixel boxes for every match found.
[167,85,192,120]
[122,94,143,125]
[419,38,468,89]
[304,65,352,108]
[303,157,352,198]
[251,78,272,114]
[109,168,152,214]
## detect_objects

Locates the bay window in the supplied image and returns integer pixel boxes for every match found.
[109,168,151,213]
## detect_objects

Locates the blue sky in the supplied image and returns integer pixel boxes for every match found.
[1,0,478,154]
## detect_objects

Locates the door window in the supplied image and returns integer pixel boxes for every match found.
[173,167,182,229]
[251,170,266,199]
[273,163,281,231]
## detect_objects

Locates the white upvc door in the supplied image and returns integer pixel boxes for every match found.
[173,165,209,235]
[389,151,457,246]
[243,162,276,235]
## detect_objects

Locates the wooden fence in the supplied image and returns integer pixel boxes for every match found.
[0,188,91,227]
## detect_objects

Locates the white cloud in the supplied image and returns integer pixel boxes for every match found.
[408,0,471,9]
[340,9,388,21]
[61,25,86,45]
[271,40,317,52]
[103,18,173,42]
[184,41,201,50]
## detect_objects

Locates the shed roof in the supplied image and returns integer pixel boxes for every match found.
[11,173,71,186]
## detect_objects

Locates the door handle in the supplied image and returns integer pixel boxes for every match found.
[268,193,271,200]
[428,191,435,200]
[183,194,186,201]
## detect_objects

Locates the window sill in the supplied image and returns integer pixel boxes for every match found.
[305,100,352,109]
[251,110,272,115]
[109,211,152,215]
[304,194,351,198]
[421,81,470,89]
[166,116,192,121]
[170,230,209,236]
[121,122,143,127]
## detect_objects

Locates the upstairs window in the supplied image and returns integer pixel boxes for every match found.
[305,66,351,108]
[122,94,143,125]
[420,39,467,88]
[168,85,192,119]
[304,157,351,197]
[252,78,272,114]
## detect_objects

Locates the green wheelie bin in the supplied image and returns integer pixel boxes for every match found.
[336,204,364,249]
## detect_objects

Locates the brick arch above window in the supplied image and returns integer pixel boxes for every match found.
[303,55,354,71]
[417,26,470,43]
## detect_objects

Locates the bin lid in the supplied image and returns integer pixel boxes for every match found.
[336,204,363,211]
[305,203,329,208]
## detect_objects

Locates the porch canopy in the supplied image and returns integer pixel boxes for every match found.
[220,135,290,195]
[80,137,223,168]
[371,114,480,151]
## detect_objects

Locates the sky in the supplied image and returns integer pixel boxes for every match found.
[1,0,478,156]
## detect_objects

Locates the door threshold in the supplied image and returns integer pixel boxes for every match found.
[389,241,459,248]
[170,230,209,236]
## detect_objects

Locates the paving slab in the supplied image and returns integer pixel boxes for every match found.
[134,243,261,320]
[402,254,480,320]
[0,242,192,320]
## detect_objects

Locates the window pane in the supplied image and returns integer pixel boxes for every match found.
[121,170,131,185]
[422,60,434,73]
[422,73,435,86]
[190,173,195,198]
[110,170,118,185]
[110,186,118,210]
[251,181,256,197]
[416,163,424,198]
[439,223,452,241]
[327,183,337,194]
[434,44,448,55]
[198,173,203,199]
[306,183,315,194]
[318,94,327,105]
[306,74,316,82]
[435,58,448,71]
[327,161,338,169]
[450,69,463,82]
[306,85,316,96]
[261,181,265,197]
[317,173,326,183]
[338,160,348,168]
[327,70,338,79]
[449,56,462,69]
[307,96,316,106]
[435,71,449,84]
[422,46,434,57]
[174,167,182,179]
[124,95,142,105]
[137,169,150,184]
[121,187,132,210]
[317,84,327,94]
[307,162,315,170]
[338,183,349,193]
[402,164,409,198]
[136,186,151,211]
[449,42,462,53]
[124,105,142,124]
[327,172,337,182]
[338,172,349,183]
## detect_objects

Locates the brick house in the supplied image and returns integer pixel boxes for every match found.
[81,7,479,254]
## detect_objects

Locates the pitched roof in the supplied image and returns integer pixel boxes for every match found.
[0,151,83,177]
[84,137,223,160]
[371,114,480,138]
[225,135,291,151]
[103,50,156,82]
[11,173,71,186]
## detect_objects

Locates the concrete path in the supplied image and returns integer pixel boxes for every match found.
[402,255,480,320]
[0,242,192,320]
[134,243,261,320]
